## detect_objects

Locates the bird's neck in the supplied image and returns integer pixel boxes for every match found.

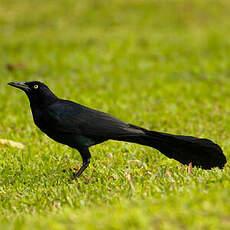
[28,93,59,110]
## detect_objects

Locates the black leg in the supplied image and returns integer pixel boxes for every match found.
[73,147,91,179]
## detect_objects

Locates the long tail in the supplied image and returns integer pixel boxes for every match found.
[119,124,227,169]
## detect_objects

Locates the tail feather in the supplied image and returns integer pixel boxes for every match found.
[119,125,227,169]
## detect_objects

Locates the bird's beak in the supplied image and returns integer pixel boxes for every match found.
[8,81,30,92]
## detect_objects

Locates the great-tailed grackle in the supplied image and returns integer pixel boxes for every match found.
[8,81,227,178]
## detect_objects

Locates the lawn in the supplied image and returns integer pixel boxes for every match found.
[1,0,230,229]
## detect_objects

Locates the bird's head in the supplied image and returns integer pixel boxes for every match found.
[8,81,58,107]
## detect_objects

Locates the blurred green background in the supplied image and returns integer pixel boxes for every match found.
[1,0,230,229]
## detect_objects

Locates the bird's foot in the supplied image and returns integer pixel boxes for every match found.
[72,161,90,180]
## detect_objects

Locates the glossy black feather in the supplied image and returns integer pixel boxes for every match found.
[42,100,143,137]
[8,81,227,177]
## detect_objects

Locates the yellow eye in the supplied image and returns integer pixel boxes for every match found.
[33,85,39,89]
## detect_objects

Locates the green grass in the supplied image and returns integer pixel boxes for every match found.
[1,0,230,229]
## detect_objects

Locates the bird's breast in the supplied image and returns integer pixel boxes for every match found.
[31,108,96,148]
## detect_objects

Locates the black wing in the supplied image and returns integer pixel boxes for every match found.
[43,100,144,138]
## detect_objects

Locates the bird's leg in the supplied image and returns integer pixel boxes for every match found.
[74,160,90,179]
[73,147,91,179]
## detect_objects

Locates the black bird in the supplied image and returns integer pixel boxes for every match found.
[8,81,227,178]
